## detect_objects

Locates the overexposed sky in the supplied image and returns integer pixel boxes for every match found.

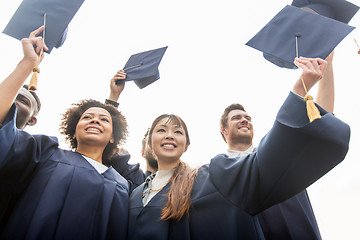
[1,0,360,239]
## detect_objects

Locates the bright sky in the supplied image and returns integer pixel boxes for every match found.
[1,0,360,239]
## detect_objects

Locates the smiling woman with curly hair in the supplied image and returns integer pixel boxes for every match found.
[0,33,132,240]
[59,99,128,161]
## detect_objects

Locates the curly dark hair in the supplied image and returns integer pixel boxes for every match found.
[59,99,128,160]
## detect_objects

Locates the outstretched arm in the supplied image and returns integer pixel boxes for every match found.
[0,26,47,124]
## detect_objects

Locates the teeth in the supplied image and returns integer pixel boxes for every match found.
[163,144,175,148]
[87,127,100,133]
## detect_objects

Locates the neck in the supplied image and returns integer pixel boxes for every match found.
[157,158,180,171]
[146,165,157,174]
[77,145,105,164]
[228,142,252,152]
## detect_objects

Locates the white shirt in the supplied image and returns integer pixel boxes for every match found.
[82,155,108,174]
[143,168,175,206]
[226,145,255,158]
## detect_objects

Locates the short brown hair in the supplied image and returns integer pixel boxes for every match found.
[220,103,245,143]
[141,128,150,151]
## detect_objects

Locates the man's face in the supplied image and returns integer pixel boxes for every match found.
[14,88,38,129]
[142,132,159,172]
[144,142,158,171]
[222,109,254,145]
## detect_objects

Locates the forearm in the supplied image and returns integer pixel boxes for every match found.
[292,75,318,98]
[0,58,35,123]
[108,91,121,102]
[107,70,126,107]
[106,88,121,108]
[315,62,334,113]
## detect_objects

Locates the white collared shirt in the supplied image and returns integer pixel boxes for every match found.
[227,145,255,158]
[82,155,108,174]
[143,168,175,206]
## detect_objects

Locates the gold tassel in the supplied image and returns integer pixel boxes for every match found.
[301,76,321,123]
[28,67,40,91]
[304,94,321,122]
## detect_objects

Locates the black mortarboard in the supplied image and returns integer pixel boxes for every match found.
[246,5,355,69]
[116,46,168,89]
[3,0,85,53]
[292,0,359,24]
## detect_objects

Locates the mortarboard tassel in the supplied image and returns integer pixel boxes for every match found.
[28,13,46,92]
[301,76,321,122]
[295,34,320,122]
[28,67,40,91]
[123,63,142,71]
[354,38,360,55]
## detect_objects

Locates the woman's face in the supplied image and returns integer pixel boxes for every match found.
[151,118,188,167]
[74,107,114,148]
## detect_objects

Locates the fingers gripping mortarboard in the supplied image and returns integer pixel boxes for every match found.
[246,5,355,69]
[3,0,85,53]
[116,46,168,89]
[291,0,359,24]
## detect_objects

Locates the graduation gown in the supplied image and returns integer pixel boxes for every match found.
[0,105,129,240]
[258,189,321,240]
[104,150,146,192]
[128,92,350,240]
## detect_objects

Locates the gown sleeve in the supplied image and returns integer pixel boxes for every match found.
[0,104,58,194]
[104,150,146,193]
[209,92,350,215]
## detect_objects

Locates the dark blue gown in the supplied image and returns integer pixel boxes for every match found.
[128,92,350,240]
[258,189,321,239]
[0,105,129,240]
[104,150,146,192]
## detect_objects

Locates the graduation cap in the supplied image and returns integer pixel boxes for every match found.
[246,5,355,69]
[3,0,85,53]
[291,0,359,24]
[116,46,168,89]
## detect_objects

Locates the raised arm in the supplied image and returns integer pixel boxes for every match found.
[0,26,47,124]
[315,52,334,113]
[105,70,146,190]
[209,57,350,214]
[106,70,127,107]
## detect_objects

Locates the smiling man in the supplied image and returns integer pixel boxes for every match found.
[219,100,323,239]
[220,104,253,154]
[219,56,336,239]
[14,85,41,130]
